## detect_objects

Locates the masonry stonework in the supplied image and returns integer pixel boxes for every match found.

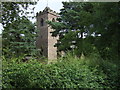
[36,7,59,60]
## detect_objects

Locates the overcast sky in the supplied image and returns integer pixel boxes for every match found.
[0,0,66,34]
[34,0,64,13]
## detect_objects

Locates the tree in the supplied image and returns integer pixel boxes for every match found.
[48,2,94,57]
[2,2,38,58]
[2,2,36,28]
[92,2,120,61]
[2,16,37,57]
[48,2,119,60]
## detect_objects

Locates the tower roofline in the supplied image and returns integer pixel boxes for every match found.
[36,7,59,17]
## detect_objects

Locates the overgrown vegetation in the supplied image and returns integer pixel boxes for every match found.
[2,52,119,88]
[48,2,120,60]
[1,2,119,89]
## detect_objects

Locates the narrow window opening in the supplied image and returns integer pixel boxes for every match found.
[40,18,44,26]
[40,47,43,55]
[52,18,55,22]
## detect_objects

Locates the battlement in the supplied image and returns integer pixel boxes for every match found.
[36,7,58,17]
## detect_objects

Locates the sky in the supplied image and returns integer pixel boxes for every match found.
[0,0,66,34]
[30,0,64,22]
[34,0,64,13]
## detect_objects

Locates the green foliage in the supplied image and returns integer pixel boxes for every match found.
[48,2,94,57]
[2,2,36,28]
[2,2,38,58]
[3,53,119,89]
[92,2,120,60]
[99,60,120,88]
[48,2,119,60]
[2,16,38,58]
[2,2,119,89]
[57,31,77,51]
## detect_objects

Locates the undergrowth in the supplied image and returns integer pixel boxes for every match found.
[2,53,119,88]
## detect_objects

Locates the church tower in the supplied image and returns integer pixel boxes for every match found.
[36,7,59,60]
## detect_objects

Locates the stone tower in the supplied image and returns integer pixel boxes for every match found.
[36,7,59,60]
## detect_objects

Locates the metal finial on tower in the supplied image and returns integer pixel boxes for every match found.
[47,0,48,7]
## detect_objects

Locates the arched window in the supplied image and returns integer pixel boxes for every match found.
[40,18,44,26]
[52,18,55,22]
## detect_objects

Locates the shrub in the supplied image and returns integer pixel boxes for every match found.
[2,55,113,88]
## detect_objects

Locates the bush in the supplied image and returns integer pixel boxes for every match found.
[3,55,113,89]
[100,60,120,88]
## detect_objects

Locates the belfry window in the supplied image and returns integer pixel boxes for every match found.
[52,18,55,22]
[40,18,44,26]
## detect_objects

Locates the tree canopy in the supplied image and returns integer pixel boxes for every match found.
[48,2,120,60]
[2,2,38,58]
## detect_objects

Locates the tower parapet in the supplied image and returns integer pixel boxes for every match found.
[36,7,58,17]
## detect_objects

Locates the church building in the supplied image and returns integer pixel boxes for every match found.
[36,7,59,60]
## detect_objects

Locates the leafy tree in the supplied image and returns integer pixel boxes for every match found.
[92,2,120,61]
[48,2,94,57]
[2,16,37,57]
[2,2,36,28]
[48,2,119,60]
[2,2,38,58]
